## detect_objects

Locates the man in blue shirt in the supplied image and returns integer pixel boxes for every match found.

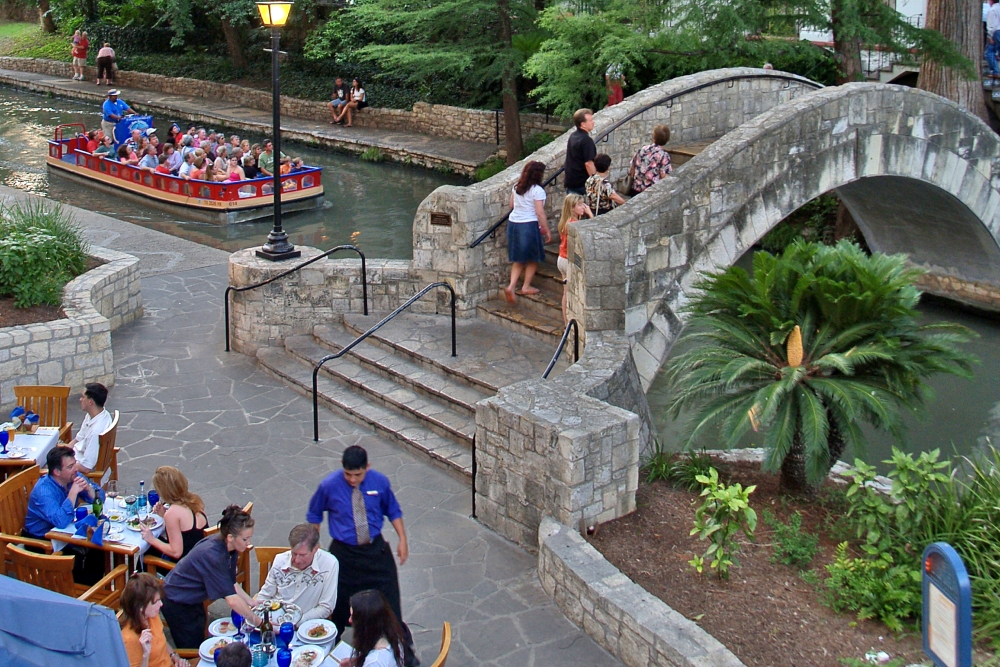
[308,445,418,666]
[24,445,106,585]
[101,89,134,146]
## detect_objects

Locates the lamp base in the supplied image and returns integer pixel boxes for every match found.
[256,247,302,261]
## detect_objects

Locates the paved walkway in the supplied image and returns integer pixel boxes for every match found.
[0,68,497,174]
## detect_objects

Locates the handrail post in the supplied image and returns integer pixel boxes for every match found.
[224,287,233,352]
[360,252,368,316]
[450,286,456,357]
[313,366,321,442]
[573,320,579,362]
[471,432,477,519]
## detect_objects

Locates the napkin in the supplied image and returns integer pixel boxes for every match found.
[73,513,104,547]
[9,406,25,420]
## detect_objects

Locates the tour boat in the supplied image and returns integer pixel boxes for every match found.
[46,119,325,224]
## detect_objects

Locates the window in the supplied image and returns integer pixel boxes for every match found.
[110,165,118,176]
[182,183,192,196]
[283,180,298,192]
[77,155,87,166]
[199,186,212,199]
[169,181,180,194]
[238,185,257,199]
[133,170,142,183]
[144,175,154,186]
[262,182,273,195]
[302,175,314,188]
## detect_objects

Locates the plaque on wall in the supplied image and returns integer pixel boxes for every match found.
[430,212,452,227]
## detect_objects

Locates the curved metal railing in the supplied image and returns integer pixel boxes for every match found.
[542,319,580,379]
[312,282,457,441]
[224,245,368,352]
[469,72,822,249]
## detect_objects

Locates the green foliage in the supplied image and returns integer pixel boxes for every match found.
[0,24,71,61]
[644,445,715,490]
[763,510,818,568]
[359,147,384,163]
[80,22,175,56]
[758,194,840,254]
[823,542,921,632]
[838,656,909,667]
[664,241,977,491]
[688,467,757,579]
[474,156,507,183]
[521,131,556,157]
[0,202,89,308]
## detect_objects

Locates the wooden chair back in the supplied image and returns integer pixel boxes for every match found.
[429,622,452,667]
[14,385,73,442]
[85,410,120,483]
[253,546,285,595]
[0,465,40,537]
[6,543,76,597]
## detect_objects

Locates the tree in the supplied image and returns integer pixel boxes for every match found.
[38,0,57,33]
[156,0,255,65]
[664,241,976,493]
[918,0,987,123]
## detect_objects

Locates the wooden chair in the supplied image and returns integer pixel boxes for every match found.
[429,622,452,667]
[0,466,52,574]
[6,544,128,610]
[84,410,120,484]
[14,385,73,443]
[253,546,285,596]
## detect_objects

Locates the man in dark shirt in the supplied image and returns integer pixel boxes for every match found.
[564,108,597,195]
[328,77,350,124]
[307,445,418,666]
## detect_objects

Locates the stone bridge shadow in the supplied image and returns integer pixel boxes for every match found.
[566,82,1000,389]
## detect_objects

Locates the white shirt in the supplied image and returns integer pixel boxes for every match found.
[351,88,365,102]
[988,4,1000,34]
[74,409,112,470]
[257,549,339,623]
[509,184,546,223]
[362,642,400,667]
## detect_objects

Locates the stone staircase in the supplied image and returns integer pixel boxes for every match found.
[256,311,567,478]
[476,241,567,341]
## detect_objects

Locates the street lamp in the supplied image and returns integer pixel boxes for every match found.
[255,0,300,261]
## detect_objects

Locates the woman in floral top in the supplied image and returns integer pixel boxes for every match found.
[628,124,672,194]
[584,153,626,215]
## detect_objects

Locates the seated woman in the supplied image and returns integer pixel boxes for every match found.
[161,505,261,649]
[94,135,114,155]
[86,131,100,153]
[333,78,367,127]
[189,156,206,181]
[120,573,189,667]
[225,155,245,181]
[117,144,139,165]
[140,466,208,563]
[165,124,182,147]
[213,145,228,174]
[164,145,182,174]
[339,590,406,667]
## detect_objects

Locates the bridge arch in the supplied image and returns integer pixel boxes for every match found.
[566,82,1000,389]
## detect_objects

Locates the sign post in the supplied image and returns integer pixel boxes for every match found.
[922,542,972,667]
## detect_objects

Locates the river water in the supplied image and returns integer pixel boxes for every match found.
[0,86,467,259]
[645,253,1000,470]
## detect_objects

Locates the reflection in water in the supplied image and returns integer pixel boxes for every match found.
[0,87,468,259]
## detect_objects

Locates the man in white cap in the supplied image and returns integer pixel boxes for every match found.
[101,89,134,144]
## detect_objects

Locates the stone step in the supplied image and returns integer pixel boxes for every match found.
[257,346,473,478]
[341,312,567,390]
[311,323,491,415]
[535,260,565,288]
[510,283,564,319]
[283,334,475,446]
[477,299,565,341]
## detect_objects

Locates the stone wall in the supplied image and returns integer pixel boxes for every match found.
[0,246,142,408]
[412,68,821,314]
[915,272,1000,313]
[0,57,565,145]
[538,517,745,667]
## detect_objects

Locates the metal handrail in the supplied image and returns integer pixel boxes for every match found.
[312,282,457,441]
[542,320,580,379]
[471,431,477,519]
[224,245,368,352]
[469,72,822,249]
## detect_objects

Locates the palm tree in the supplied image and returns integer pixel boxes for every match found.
[665,241,976,492]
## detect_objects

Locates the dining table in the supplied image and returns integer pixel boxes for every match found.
[199,620,344,667]
[0,427,60,481]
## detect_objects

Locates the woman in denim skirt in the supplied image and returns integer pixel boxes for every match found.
[504,161,551,304]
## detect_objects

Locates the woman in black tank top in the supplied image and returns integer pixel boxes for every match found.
[140,466,209,562]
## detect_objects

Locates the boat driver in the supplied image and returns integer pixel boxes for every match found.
[101,89,135,145]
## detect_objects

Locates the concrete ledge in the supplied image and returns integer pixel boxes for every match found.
[538,516,746,667]
[0,245,142,407]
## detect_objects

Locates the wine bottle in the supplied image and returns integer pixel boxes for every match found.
[260,609,275,653]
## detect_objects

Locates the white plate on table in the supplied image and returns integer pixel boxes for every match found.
[104,526,125,543]
[255,601,301,627]
[291,644,327,667]
[199,636,234,661]
[296,619,337,644]
[209,618,239,637]
[124,514,164,532]
[0,449,27,459]
[105,510,126,522]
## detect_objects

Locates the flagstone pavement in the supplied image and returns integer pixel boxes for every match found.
[99,263,621,667]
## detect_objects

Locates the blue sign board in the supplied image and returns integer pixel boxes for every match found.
[922,542,972,667]
[113,115,154,147]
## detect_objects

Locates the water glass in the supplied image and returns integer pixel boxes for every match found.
[248,629,261,646]
[250,645,269,667]
[214,648,224,663]
[75,506,88,521]
[277,648,292,667]
[278,622,294,649]
[148,490,159,508]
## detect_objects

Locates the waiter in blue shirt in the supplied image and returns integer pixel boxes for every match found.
[23,445,106,585]
[101,89,134,146]
[307,445,418,667]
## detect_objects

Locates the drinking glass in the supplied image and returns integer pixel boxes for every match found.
[148,490,159,509]
[250,645,269,667]
[278,622,294,650]
[214,648,224,663]
[261,629,276,654]
[248,629,261,646]
[231,610,244,630]
[104,480,118,508]
[277,648,292,667]
[123,488,137,517]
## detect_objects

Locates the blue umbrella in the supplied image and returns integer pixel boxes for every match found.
[0,576,129,667]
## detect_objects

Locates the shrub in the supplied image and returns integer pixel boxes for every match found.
[644,444,714,490]
[0,202,89,308]
[474,156,506,182]
[763,510,819,568]
[359,147,385,163]
[823,542,921,633]
[689,467,757,579]
[521,132,556,158]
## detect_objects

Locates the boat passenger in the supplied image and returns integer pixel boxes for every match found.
[226,156,245,181]
[164,144,182,174]
[190,156,207,181]
[279,155,292,175]
[155,154,172,175]
[125,128,142,153]
[180,135,195,160]
[117,144,138,165]
[240,139,251,155]
[213,146,228,174]
[178,152,195,180]
[165,124,181,147]
[230,135,240,150]
[149,133,163,156]
[94,136,114,155]
[290,157,306,173]
[85,130,100,153]
[242,154,258,180]
[101,89,133,141]
[139,146,159,172]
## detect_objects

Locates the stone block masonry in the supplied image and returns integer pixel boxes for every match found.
[0,245,142,409]
[538,517,746,667]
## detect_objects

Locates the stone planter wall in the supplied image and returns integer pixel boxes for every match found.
[0,246,142,408]
[538,516,746,667]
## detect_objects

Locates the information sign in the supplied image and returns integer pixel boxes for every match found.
[922,542,972,667]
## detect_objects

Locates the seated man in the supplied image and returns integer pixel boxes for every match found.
[256,524,339,623]
[138,145,159,172]
[327,77,349,124]
[23,446,106,584]
[70,382,113,474]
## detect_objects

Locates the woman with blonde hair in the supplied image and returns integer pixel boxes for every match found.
[120,573,189,667]
[140,466,208,562]
[556,194,592,323]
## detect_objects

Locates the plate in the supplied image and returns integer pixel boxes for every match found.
[296,618,337,644]
[105,527,125,543]
[124,514,164,532]
[291,644,327,667]
[254,601,301,627]
[106,511,125,522]
[0,449,27,459]
[209,618,238,637]
[199,635,234,661]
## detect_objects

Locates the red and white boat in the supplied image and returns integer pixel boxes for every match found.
[46,122,325,224]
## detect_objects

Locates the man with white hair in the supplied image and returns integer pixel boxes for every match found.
[255,524,339,622]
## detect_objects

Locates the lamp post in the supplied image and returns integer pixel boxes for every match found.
[255,0,300,261]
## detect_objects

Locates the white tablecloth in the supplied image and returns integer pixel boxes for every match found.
[49,497,164,554]
[197,636,341,667]
[2,428,59,466]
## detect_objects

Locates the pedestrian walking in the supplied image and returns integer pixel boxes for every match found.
[503,160,551,305]
[564,108,596,195]
[307,445,419,667]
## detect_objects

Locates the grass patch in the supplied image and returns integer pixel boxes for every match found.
[474,155,506,182]
[0,22,70,62]
[359,147,385,163]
